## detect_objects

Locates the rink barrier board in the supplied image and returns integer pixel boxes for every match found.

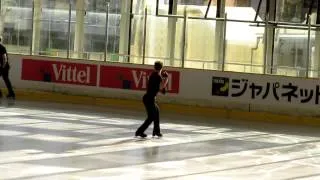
[4,54,320,126]
[11,88,320,127]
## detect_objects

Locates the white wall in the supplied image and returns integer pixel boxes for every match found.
[5,54,320,117]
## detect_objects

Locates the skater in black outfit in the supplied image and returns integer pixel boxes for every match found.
[135,61,169,138]
[0,37,15,99]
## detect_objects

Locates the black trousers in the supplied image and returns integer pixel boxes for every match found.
[136,94,160,134]
[0,64,15,96]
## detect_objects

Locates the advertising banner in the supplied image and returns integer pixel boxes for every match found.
[21,59,98,86]
[211,74,320,106]
[100,66,180,93]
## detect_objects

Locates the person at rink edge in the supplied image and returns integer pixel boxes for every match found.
[0,37,15,99]
[135,61,169,138]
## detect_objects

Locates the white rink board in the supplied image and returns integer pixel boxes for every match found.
[5,54,320,116]
[181,68,320,107]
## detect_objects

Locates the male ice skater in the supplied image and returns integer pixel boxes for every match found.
[135,61,169,138]
[0,37,15,99]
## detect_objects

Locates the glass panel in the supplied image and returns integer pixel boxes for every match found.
[87,0,109,13]
[309,28,316,78]
[144,15,184,67]
[35,0,121,60]
[273,28,309,77]
[155,0,217,18]
[2,0,33,54]
[225,0,266,21]
[224,21,265,73]
[69,0,108,61]
[130,0,147,64]
[276,0,310,23]
[83,2,107,61]
[184,18,216,70]
[144,0,162,15]
[177,0,217,18]
[155,0,171,15]
[37,1,70,58]
[106,0,121,61]
[69,1,86,59]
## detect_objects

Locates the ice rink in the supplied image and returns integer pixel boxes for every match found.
[0,100,320,180]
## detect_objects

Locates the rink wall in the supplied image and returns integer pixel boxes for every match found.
[3,54,320,126]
